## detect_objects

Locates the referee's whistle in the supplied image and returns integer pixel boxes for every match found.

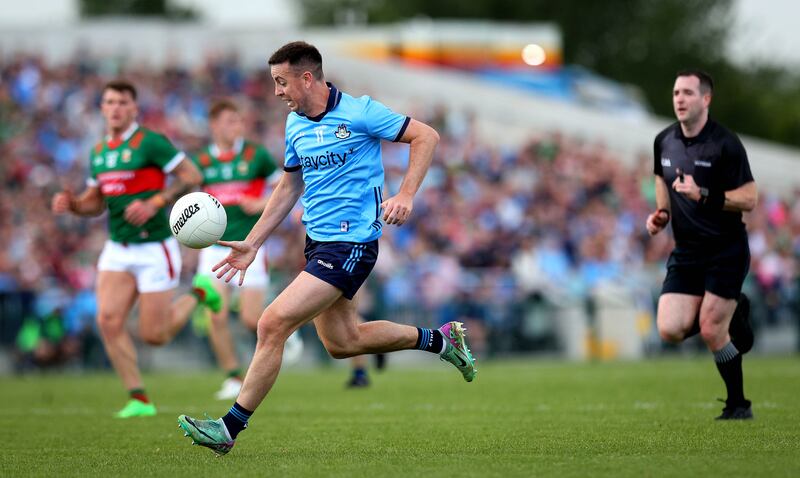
[676,168,684,183]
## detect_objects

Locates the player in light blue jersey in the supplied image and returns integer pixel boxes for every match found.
[178,41,477,455]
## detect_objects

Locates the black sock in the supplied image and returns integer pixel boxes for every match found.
[714,342,746,406]
[221,402,253,439]
[415,328,445,354]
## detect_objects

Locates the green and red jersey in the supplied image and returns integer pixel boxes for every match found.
[193,139,278,241]
[87,122,185,243]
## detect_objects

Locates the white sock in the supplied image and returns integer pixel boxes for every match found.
[437,331,448,355]
[218,418,233,441]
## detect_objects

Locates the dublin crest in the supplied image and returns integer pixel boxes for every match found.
[334,123,351,139]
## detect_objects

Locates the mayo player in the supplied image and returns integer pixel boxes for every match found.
[52,80,214,418]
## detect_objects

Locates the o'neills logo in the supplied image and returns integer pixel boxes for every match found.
[172,203,201,235]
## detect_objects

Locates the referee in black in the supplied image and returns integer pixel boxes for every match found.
[647,69,756,420]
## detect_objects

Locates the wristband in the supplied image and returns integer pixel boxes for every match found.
[657,208,670,223]
[148,194,167,208]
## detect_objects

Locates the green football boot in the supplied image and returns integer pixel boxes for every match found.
[115,399,157,418]
[438,321,477,382]
[192,275,222,313]
[178,415,235,456]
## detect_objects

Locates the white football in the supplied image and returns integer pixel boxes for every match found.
[169,192,227,249]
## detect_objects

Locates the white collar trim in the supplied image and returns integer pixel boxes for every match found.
[105,122,139,142]
[210,137,244,157]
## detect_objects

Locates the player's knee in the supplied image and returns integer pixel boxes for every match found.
[96,312,125,336]
[325,343,355,360]
[209,311,229,327]
[321,333,359,359]
[140,331,169,346]
[255,311,292,344]
[699,308,727,343]
[658,329,684,344]
[699,320,725,346]
[657,323,684,343]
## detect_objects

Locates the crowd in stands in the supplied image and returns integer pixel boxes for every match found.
[1,53,798,368]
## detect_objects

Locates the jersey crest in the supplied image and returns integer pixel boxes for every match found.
[334,123,351,139]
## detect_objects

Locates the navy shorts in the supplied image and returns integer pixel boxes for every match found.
[661,235,750,300]
[303,236,379,300]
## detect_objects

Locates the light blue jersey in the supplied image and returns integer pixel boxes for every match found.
[283,84,410,243]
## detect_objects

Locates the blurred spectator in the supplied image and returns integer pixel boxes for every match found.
[14,310,79,371]
[1,52,798,363]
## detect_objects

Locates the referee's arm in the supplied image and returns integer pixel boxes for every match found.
[646,175,672,236]
[723,181,757,212]
[654,175,671,213]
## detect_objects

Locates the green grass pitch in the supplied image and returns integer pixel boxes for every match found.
[2,357,799,477]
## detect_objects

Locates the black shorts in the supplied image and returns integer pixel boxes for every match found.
[661,236,750,300]
[303,236,379,300]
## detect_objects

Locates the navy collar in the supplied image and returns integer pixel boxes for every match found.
[300,82,341,122]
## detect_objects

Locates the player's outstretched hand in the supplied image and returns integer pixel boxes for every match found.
[124,199,159,226]
[213,240,257,286]
[646,209,669,236]
[52,188,74,215]
[381,192,413,226]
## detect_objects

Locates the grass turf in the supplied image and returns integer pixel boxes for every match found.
[1,356,799,477]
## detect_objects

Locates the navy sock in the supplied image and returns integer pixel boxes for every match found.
[353,367,367,379]
[221,402,253,439]
[415,328,445,354]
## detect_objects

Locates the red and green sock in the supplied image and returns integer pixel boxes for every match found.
[129,388,150,404]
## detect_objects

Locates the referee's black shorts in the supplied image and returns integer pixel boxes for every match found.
[661,235,750,300]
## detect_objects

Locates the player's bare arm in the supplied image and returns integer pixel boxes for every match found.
[239,171,280,215]
[647,175,671,236]
[381,119,440,226]
[238,197,269,215]
[124,158,203,226]
[160,158,204,203]
[52,185,106,217]
[213,171,304,285]
[244,170,304,248]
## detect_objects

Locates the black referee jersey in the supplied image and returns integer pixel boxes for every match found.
[654,118,754,247]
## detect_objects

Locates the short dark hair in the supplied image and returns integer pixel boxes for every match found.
[103,80,137,100]
[209,98,239,120]
[268,41,324,80]
[676,69,714,94]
